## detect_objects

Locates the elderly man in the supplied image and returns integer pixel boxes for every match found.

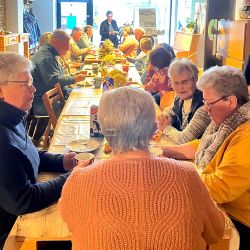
[31,29,85,140]
[76,25,93,49]
[70,27,90,61]
[134,27,145,55]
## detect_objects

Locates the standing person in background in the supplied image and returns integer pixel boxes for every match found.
[76,25,94,49]
[100,10,119,48]
[0,52,76,250]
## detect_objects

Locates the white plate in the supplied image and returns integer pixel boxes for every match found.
[130,83,141,88]
[66,139,100,153]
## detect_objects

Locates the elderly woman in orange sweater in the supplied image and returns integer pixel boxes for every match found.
[59,87,224,250]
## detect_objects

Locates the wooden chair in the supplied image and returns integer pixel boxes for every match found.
[26,113,49,147]
[42,83,65,149]
[173,32,201,64]
[160,91,176,111]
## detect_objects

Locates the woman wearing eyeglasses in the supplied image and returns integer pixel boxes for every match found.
[0,52,77,249]
[59,87,225,250]
[157,58,210,144]
[162,66,250,249]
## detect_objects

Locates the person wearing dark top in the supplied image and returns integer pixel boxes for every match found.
[100,10,119,48]
[0,52,76,250]
[244,55,250,94]
[157,58,210,144]
[32,29,85,116]
[158,43,176,61]
[31,29,85,141]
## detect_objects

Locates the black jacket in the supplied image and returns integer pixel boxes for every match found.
[100,19,119,47]
[172,89,204,131]
[244,55,250,85]
[0,101,69,249]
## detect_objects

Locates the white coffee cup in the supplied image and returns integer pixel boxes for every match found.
[74,152,94,166]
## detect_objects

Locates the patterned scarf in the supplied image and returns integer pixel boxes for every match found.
[195,101,250,170]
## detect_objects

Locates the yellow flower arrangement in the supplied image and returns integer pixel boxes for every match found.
[99,39,115,58]
[102,54,115,65]
[108,69,127,88]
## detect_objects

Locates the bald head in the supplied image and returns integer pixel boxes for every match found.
[50,29,70,56]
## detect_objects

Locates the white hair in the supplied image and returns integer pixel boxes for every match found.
[98,87,157,153]
[168,58,198,80]
[0,52,32,85]
[197,66,249,105]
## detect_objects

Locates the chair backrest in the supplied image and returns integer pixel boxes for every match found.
[160,91,176,111]
[42,83,65,128]
[173,32,201,64]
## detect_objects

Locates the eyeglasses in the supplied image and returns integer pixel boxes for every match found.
[6,79,34,89]
[203,96,229,111]
[171,78,193,86]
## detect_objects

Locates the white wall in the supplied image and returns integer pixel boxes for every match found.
[32,0,56,33]
[6,0,23,32]
[5,0,24,54]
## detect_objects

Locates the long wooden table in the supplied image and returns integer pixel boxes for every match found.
[4,65,238,250]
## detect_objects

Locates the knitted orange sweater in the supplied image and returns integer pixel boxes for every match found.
[59,151,225,250]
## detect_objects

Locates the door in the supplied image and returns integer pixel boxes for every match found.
[57,0,93,33]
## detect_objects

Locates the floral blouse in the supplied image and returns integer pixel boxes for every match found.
[144,67,173,96]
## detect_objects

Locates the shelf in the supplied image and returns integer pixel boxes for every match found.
[0,33,29,58]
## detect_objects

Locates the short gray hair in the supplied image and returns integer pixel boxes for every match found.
[168,58,198,80]
[0,52,32,85]
[197,66,249,105]
[98,87,156,153]
[71,27,82,35]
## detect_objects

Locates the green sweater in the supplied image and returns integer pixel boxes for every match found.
[31,44,75,115]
